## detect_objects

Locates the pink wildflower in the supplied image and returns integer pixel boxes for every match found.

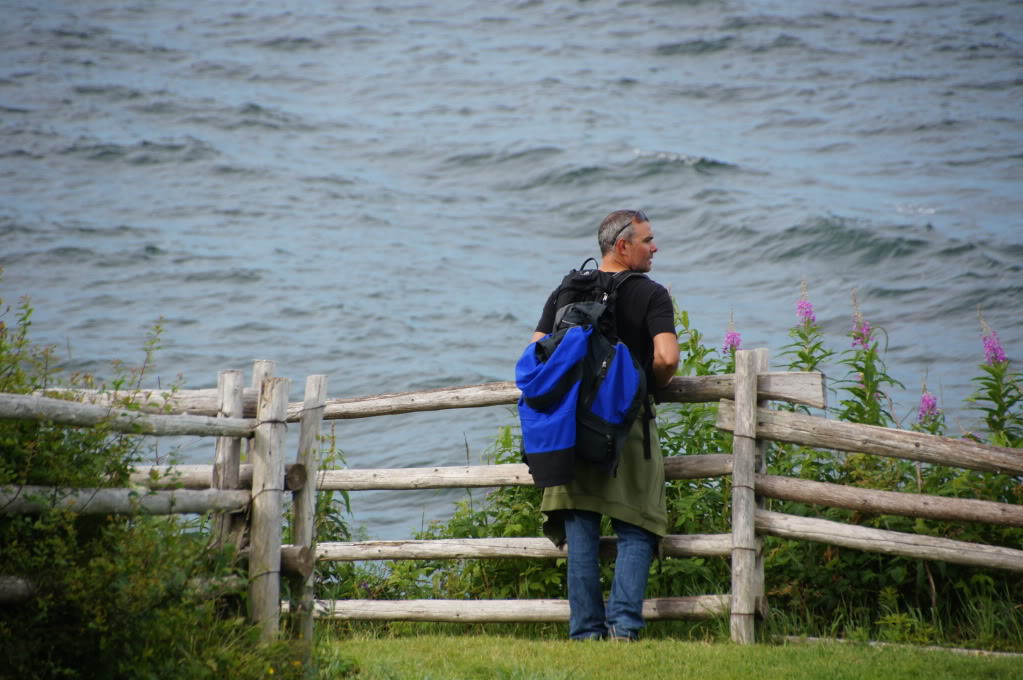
[918,392,939,422]
[722,312,742,353]
[850,289,874,349]
[978,307,1008,364]
[797,299,816,324]
[797,280,816,324]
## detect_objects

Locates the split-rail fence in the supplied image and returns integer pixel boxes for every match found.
[2,349,1022,652]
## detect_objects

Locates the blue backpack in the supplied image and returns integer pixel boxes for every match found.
[516,260,647,488]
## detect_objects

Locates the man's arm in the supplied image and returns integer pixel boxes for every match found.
[530,331,546,343]
[651,332,680,388]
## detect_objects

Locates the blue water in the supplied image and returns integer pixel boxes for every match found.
[2,0,1021,538]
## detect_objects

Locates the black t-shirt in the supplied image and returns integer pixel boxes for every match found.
[534,273,676,381]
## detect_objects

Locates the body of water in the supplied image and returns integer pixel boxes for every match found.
[2,0,1021,538]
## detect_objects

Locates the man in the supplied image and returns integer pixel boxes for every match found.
[530,209,679,641]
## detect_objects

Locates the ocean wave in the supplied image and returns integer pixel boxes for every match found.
[73,84,145,101]
[506,150,738,192]
[654,37,735,57]
[755,217,930,264]
[0,246,96,266]
[631,149,740,173]
[442,146,563,168]
[182,269,263,283]
[59,137,218,165]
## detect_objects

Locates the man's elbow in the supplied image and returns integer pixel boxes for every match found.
[652,355,679,388]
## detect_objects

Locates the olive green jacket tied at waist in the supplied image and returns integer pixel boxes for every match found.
[541,403,667,546]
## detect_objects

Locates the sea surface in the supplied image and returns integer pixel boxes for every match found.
[2,0,1021,539]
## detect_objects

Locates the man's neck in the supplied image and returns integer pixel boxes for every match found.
[599,255,628,273]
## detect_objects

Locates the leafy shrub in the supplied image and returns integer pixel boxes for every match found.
[0,284,305,679]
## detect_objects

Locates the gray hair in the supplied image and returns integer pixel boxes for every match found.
[597,209,644,255]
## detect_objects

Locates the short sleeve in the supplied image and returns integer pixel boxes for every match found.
[534,289,558,334]
[645,286,675,337]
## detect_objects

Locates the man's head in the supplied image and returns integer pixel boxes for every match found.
[597,209,657,272]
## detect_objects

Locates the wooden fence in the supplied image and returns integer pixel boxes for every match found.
[2,350,1023,650]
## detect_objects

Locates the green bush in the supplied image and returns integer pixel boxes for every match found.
[0,285,305,679]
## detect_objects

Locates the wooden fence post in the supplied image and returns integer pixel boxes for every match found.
[246,360,276,458]
[249,375,290,640]
[752,348,769,617]
[290,375,327,656]
[730,349,759,644]
[211,369,245,552]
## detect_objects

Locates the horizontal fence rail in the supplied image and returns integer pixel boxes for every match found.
[299,596,731,623]
[43,371,826,421]
[755,474,1023,527]
[131,464,308,491]
[716,399,1023,476]
[313,455,734,491]
[0,485,250,515]
[755,510,1023,572]
[316,534,733,562]
[0,393,256,438]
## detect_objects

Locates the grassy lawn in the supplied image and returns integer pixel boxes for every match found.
[318,634,1021,680]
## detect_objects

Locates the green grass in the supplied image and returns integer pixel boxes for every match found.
[317,634,1022,680]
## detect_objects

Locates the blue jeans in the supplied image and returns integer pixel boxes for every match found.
[563,509,657,640]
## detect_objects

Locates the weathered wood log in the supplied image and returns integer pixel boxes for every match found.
[661,371,826,409]
[0,392,255,438]
[317,533,732,562]
[281,545,315,580]
[249,376,290,640]
[665,453,733,480]
[291,374,326,653]
[246,361,275,458]
[40,371,825,421]
[315,455,732,491]
[755,474,1023,527]
[304,595,730,622]
[211,370,245,553]
[135,455,728,492]
[213,370,245,491]
[716,400,1023,475]
[730,350,759,644]
[0,576,36,603]
[0,485,250,515]
[130,463,307,491]
[314,373,824,420]
[752,349,770,620]
[755,510,1023,572]
[35,387,260,417]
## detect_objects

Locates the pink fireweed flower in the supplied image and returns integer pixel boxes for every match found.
[722,312,742,353]
[850,288,874,349]
[797,280,816,324]
[918,392,939,422]
[796,299,816,324]
[723,331,742,353]
[983,333,1007,364]
[978,307,1007,364]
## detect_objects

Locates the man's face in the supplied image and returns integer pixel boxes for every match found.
[621,220,657,272]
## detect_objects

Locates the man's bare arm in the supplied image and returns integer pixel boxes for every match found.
[530,331,546,343]
[651,332,680,388]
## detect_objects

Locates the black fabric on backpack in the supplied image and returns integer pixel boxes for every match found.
[550,258,630,343]
[518,259,649,483]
